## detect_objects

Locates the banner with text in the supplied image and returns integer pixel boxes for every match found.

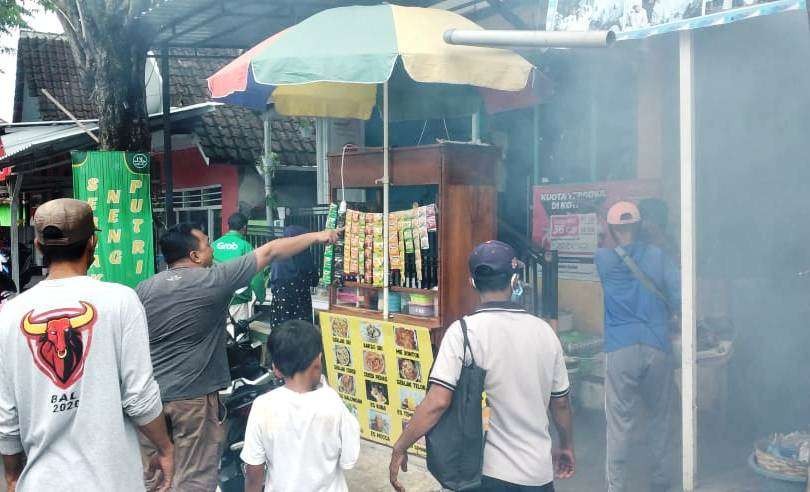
[547,0,803,40]
[533,180,661,281]
[71,151,155,287]
[320,312,434,456]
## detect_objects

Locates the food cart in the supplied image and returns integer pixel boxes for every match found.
[319,142,499,453]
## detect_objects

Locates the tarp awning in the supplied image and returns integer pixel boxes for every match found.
[0,102,217,172]
[547,0,805,40]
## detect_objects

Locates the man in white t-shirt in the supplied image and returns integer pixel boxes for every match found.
[390,241,574,492]
[241,319,360,492]
[0,199,174,491]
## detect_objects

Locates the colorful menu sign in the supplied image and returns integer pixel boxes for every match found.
[320,312,434,456]
[71,151,155,288]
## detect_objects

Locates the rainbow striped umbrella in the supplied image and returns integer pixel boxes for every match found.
[207,4,545,120]
[207,4,545,317]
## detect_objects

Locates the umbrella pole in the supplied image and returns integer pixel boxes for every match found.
[383,81,390,319]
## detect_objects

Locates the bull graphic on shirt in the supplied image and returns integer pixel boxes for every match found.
[20,302,96,389]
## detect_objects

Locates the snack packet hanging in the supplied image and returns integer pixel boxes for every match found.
[319,203,339,286]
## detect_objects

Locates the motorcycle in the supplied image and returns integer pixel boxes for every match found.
[217,309,282,492]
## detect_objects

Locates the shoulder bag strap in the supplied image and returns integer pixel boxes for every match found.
[614,245,672,309]
[459,317,476,367]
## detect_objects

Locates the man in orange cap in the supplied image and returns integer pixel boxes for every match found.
[596,201,680,492]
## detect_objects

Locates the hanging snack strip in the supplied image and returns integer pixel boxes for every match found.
[389,212,401,285]
[357,211,366,282]
[342,210,354,281]
[415,205,433,287]
[364,213,375,283]
[326,204,438,288]
[332,206,347,285]
[402,214,415,288]
[372,213,385,287]
[426,203,438,232]
[319,203,339,286]
[348,210,360,280]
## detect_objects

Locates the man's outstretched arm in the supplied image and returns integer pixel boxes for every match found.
[254,229,340,271]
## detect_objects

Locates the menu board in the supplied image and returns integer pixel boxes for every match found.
[320,312,434,456]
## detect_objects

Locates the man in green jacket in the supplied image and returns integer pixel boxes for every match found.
[212,213,267,325]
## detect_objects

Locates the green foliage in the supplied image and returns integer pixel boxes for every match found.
[0,1,30,35]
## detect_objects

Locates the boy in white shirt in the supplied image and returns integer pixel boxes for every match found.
[242,320,361,492]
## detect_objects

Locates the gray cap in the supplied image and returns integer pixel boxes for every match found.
[34,198,97,246]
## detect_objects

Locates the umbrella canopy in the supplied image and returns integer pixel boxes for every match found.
[207,4,544,120]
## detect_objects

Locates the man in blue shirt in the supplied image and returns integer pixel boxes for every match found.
[595,201,680,492]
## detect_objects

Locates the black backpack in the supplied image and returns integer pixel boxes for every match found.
[426,318,487,491]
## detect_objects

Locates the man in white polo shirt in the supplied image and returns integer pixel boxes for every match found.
[390,241,574,491]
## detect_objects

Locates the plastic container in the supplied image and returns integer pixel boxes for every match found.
[557,310,574,332]
[748,453,806,492]
[578,376,605,412]
[409,293,434,306]
[673,340,733,413]
[377,292,402,313]
[336,288,358,305]
[406,292,436,317]
[408,303,435,317]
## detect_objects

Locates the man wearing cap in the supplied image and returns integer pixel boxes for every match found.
[136,222,339,491]
[0,199,174,491]
[390,240,575,492]
[596,201,680,492]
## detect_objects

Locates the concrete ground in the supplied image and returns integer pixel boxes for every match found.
[347,440,442,492]
[343,408,781,492]
[0,408,793,492]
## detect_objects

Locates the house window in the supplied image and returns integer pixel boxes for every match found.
[153,185,223,238]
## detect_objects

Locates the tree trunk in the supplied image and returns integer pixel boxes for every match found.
[91,40,150,151]
[55,1,152,152]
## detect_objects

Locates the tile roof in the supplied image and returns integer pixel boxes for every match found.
[13,31,95,122]
[169,49,316,167]
[12,31,315,167]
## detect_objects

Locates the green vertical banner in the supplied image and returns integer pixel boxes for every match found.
[71,151,155,287]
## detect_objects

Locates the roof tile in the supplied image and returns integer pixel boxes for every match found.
[13,32,315,167]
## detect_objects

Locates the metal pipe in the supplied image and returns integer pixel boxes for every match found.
[471,111,481,143]
[40,89,99,143]
[541,250,559,321]
[382,81,390,319]
[8,175,21,292]
[161,47,175,227]
[263,110,275,226]
[679,29,697,492]
[443,29,616,48]
[532,104,540,185]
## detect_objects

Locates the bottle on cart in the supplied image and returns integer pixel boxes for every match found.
[420,256,428,290]
[429,230,438,289]
[404,253,414,288]
[424,255,434,290]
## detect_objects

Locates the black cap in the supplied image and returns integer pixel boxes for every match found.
[468,240,517,276]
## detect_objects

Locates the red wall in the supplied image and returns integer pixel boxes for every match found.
[152,147,238,232]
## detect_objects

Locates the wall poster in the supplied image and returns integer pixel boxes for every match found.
[533,180,661,281]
